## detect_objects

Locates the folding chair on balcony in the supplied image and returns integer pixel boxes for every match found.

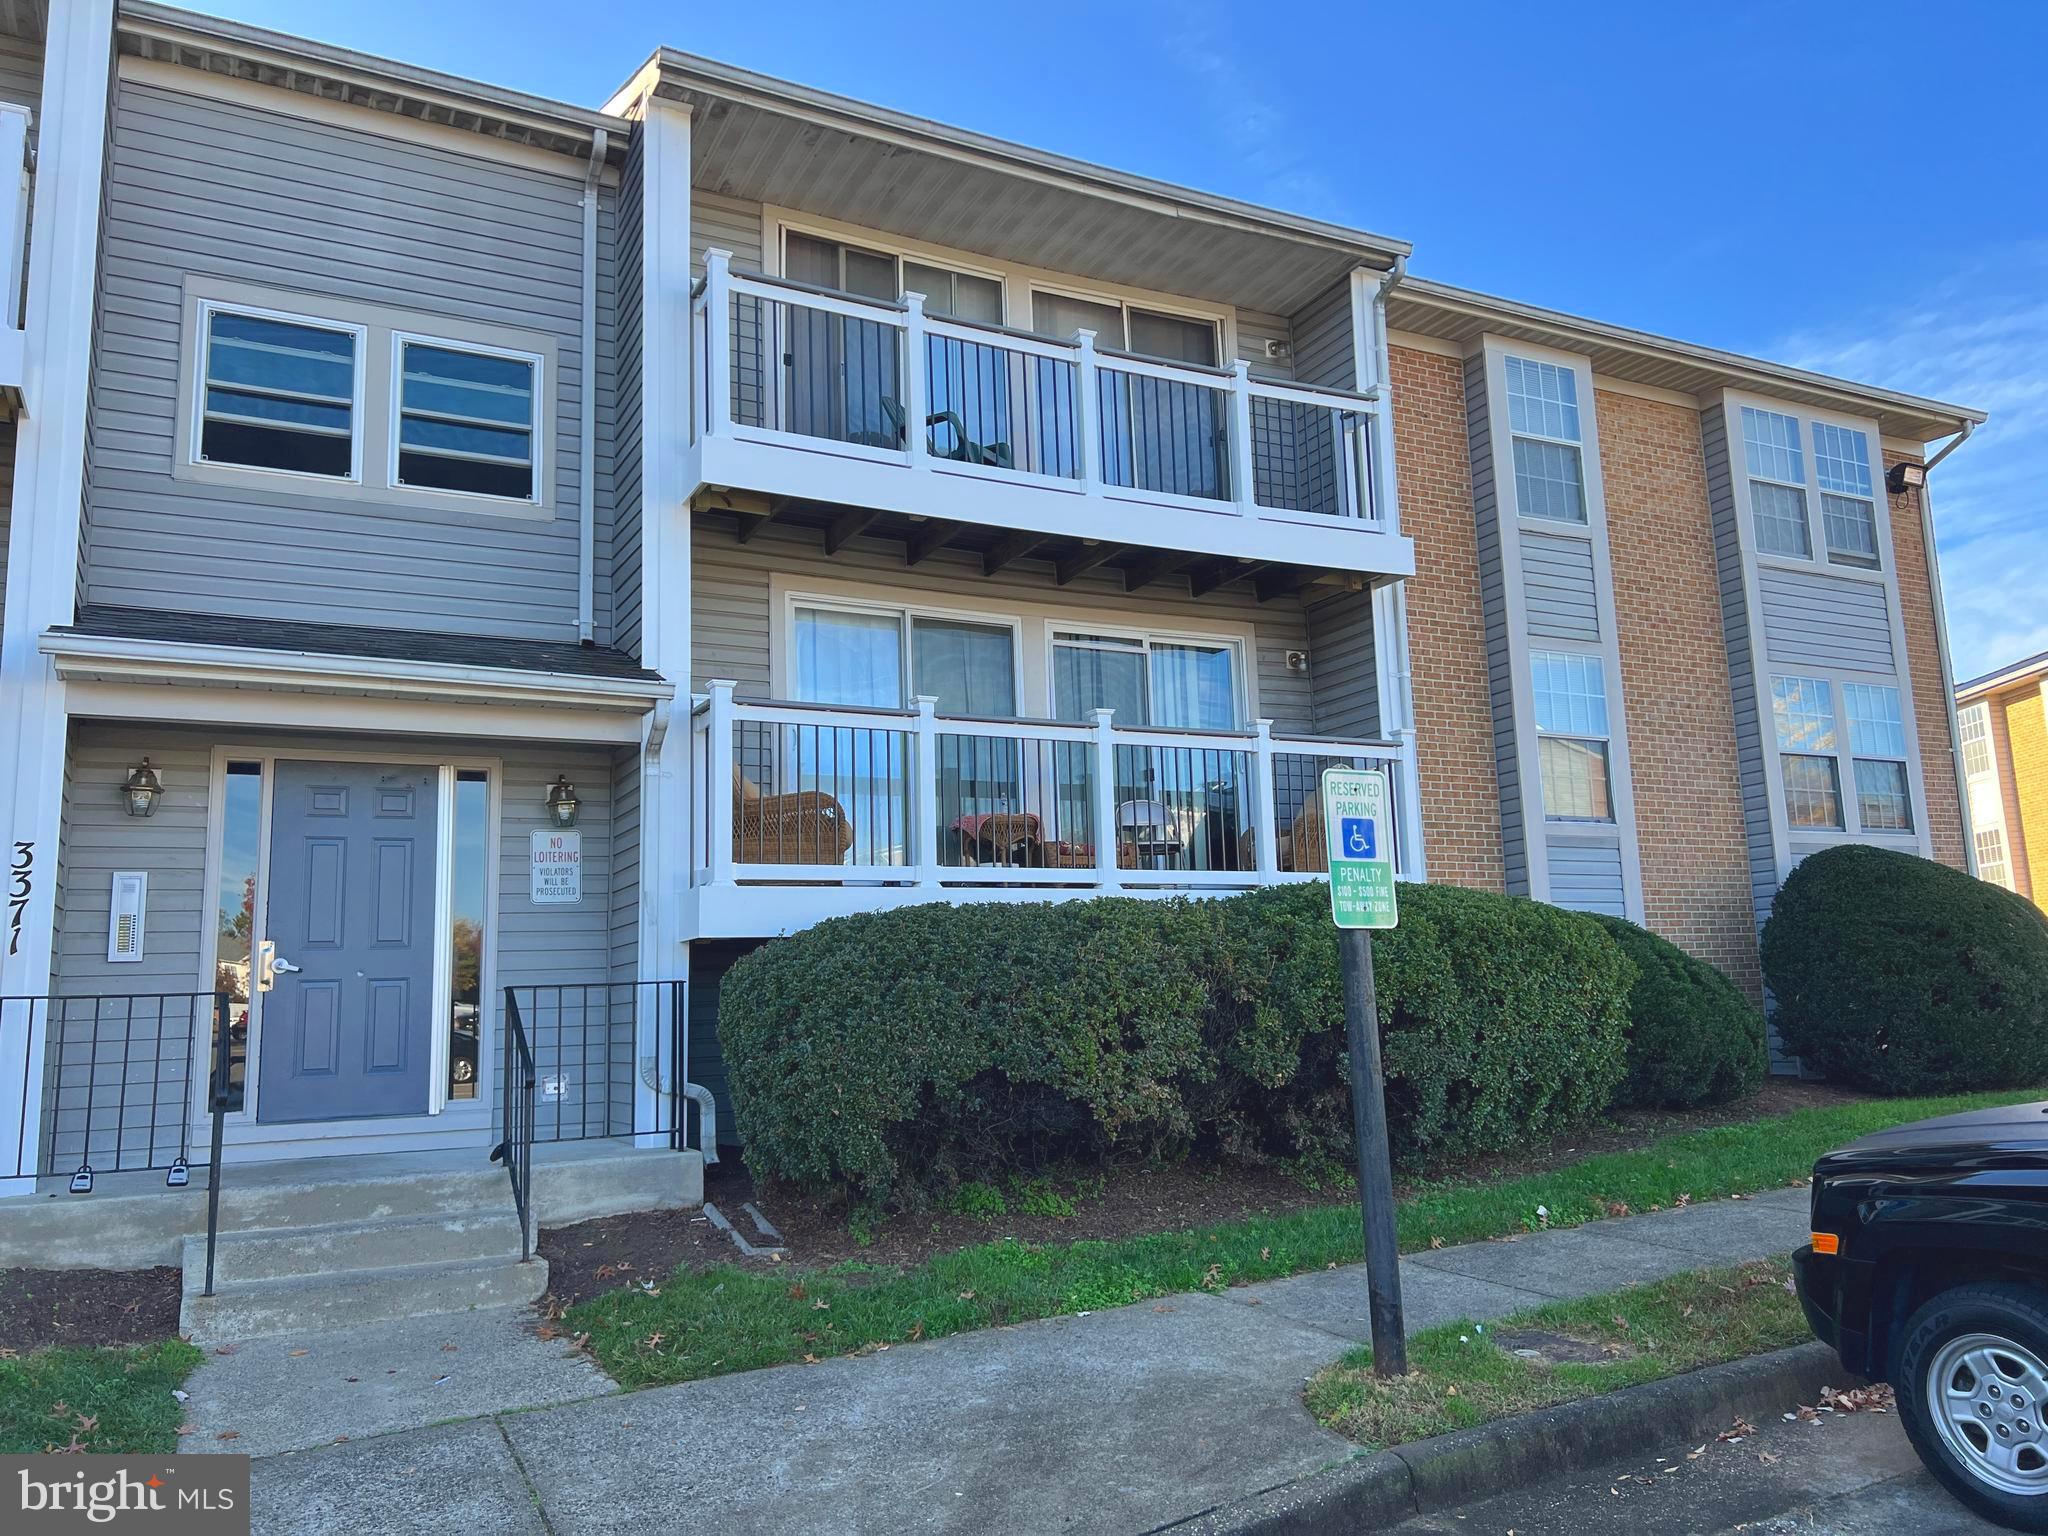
[732,765,856,865]
[874,398,1014,468]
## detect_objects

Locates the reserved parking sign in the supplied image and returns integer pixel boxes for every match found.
[1321,766,1397,929]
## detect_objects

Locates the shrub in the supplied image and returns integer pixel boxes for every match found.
[1760,844,2048,1095]
[719,884,1636,1203]
[1586,914,1766,1109]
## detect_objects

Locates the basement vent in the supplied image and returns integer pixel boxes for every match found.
[108,872,147,963]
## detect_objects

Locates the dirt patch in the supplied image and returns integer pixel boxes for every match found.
[535,1080,1861,1304]
[1491,1328,1630,1365]
[0,1267,183,1351]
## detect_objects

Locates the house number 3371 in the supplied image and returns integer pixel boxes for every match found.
[7,841,31,957]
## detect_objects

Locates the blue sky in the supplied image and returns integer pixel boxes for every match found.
[188,0,2046,681]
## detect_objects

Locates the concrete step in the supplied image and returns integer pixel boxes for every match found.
[208,1161,514,1235]
[179,1209,525,1290]
[179,1253,550,1345]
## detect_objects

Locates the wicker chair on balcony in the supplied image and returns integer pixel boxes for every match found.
[732,765,856,865]
[1237,799,1330,873]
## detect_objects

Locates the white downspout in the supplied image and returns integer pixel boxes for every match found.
[576,128,608,645]
[1916,421,1978,872]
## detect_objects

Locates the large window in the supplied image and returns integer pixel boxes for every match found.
[1531,650,1613,821]
[1050,631,1242,729]
[1505,356,1586,524]
[1743,407,1812,558]
[395,339,540,501]
[198,306,360,479]
[785,231,1003,324]
[1771,674,1843,828]
[1959,701,1994,779]
[1844,683,1912,832]
[791,604,1018,714]
[1813,421,1879,569]
[210,761,264,1114]
[1030,291,1219,366]
[1976,827,2014,891]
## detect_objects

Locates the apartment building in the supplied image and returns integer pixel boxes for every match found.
[1957,650,2048,906]
[0,3,1984,1302]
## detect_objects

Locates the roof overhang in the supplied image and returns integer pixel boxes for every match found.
[1387,278,1987,444]
[41,628,674,719]
[118,1,628,165]
[1956,650,2048,704]
[612,49,1408,316]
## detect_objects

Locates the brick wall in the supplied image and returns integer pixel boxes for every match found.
[1390,344,1504,892]
[2006,686,2048,909]
[1596,389,1762,999]
[1887,471,1968,869]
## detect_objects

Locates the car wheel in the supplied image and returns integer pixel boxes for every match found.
[1898,1281,2048,1532]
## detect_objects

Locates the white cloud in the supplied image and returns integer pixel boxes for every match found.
[1163,4,1338,215]
[1769,243,2048,682]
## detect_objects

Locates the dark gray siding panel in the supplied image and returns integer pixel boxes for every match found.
[693,189,762,275]
[83,80,601,641]
[613,126,645,656]
[1547,838,1626,916]
[0,35,40,127]
[1521,531,1600,644]
[609,745,640,987]
[1304,590,1378,739]
[1236,309,1293,378]
[1759,568,1894,673]
[1466,352,1527,896]
[687,939,760,1148]
[1289,280,1354,390]
[0,420,13,638]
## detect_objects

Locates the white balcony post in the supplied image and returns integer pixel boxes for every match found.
[913,695,942,889]
[902,290,930,469]
[706,680,737,887]
[703,248,733,436]
[0,104,28,336]
[1251,719,1279,877]
[1090,708,1122,892]
[1073,329,1102,495]
[1228,361,1257,513]
[1396,735,1426,882]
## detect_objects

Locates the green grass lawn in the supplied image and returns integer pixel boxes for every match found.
[1305,1257,1810,1446]
[0,1340,202,1454]
[569,1088,2038,1388]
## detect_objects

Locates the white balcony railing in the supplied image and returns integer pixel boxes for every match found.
[690,682,1413,899]
[689,250,1393,534]
[0,100,32,396]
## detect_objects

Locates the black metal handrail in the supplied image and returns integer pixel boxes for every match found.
[493,989,538,1263]
[201,992,230,1297]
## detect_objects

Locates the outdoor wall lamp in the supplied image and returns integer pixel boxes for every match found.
[1886,461,1927,495]
[121,758,164,818]
[545,775,581,829]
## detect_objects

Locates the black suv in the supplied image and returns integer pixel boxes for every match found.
[1797,1100,2048,1531]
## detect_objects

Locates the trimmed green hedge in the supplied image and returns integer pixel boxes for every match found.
[1761,843,2048,1095]
[1587,914,1766,1109]
[719,883,1635,1202]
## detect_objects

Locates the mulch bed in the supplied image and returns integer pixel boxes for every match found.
[0,1267,183,1351]
[537,1079,1860,1309]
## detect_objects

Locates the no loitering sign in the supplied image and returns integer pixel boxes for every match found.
[1321,766,1397,930]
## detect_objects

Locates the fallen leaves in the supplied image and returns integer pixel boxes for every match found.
[1717,1416,1755,1444]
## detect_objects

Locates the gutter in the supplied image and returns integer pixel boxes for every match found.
[1918,421,1979,874]
[577,128,608,645]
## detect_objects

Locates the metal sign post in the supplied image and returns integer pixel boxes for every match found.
[1321,765,1406,1376]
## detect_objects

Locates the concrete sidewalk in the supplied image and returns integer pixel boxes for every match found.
[230,1186,1812,1536]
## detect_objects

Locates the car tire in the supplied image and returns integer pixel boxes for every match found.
[1897,1281,2048,1532]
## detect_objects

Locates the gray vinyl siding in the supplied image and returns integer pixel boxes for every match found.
[691,520,1317,733]
[1521,531,1600,644]
[1288,280,1355,390]
[1304,590,1379,740]
[0,34,40,128]
[694,188,764,275]
[82,79,610,643]
[612,126,646,656]
[608,745,641,987]
[43,724,621,1171]
[0,419,13,639]
[1546,838,1626,917]
[1759,567,1895,674]
[1236,309,1293,378]
[1466,352,1528,897]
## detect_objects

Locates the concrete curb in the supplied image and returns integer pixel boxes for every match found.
[1170,1341,1847,1534]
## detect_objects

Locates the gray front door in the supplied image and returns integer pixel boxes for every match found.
[258,760,440,1124]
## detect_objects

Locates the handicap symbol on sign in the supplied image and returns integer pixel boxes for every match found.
[1339,816,1376,860]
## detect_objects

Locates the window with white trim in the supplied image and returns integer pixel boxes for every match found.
[1813,421,1879,568]
[395,339,540,501]
[1771,674,1843,828]
[1959,701,1994,779]
[1506,357,1586,524]
[1976,826,2013,891]
[1531,650,1613,821]
[1844,683,1912,832]
[198,306,360,479]
[1742,407,1811,558]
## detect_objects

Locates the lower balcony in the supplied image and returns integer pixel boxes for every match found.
[685,682,1414,938]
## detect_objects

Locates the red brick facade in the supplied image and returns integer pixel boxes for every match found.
[1886,467,1969,870]
[1595,388,1762,999]
[1389,344,1504,893]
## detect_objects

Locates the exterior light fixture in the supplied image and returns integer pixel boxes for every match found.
[121,758,164,818]
[1886,461,1927,495]
[544,775,580,829]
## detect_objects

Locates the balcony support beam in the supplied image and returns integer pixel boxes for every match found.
[1056,540,1126,587]
[904,518,961,566]
[825,505,883,555]
[1254,566,1321,605]
[1123,549,1197,593]
[983,530,1047,578]
[1189,558,1269,600]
